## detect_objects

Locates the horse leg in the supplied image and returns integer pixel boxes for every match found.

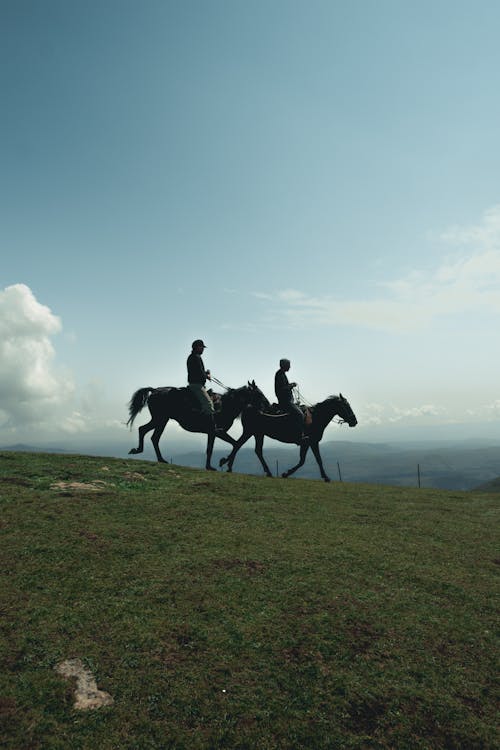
[206,428,217,471]
[151,418,169,463]
[215,432,237,448]
[310,441,330,482]
[282,442,310,479]
[129,419,155,455]
[219,431,252,472]
[254,434,272,478]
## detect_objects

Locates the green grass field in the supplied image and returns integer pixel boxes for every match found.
[1,451,498,749]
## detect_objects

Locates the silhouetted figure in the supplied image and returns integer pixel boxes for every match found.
[187,339,215,416]
[274,358,305,440]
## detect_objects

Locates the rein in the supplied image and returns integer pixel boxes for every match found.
[210,375,230,390]
[293,386,313,408]
[295,390,349,426]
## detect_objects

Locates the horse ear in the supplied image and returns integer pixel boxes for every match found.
[340,392,343,399]
[248,380,251,387]
[252,379,256,386]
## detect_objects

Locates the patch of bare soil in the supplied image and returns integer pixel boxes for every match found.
[50,480,113,492]
[55,659,113,710]
[122,472,146,481]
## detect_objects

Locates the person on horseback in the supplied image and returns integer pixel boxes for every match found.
[187,340,215,416]
[274,358,308,442]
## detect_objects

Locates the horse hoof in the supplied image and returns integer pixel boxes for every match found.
[219,457,227,467]
[206,466,217,472]
[324,477,331,483]
[128,448,138,455]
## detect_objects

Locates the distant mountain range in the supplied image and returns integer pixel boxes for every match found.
[3,438,499,491]
[170,440,500,491]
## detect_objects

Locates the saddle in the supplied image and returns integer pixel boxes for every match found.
[153,387,221,414]
[183,387,222,413]
[207,388,222,412]
[262,403,312,424]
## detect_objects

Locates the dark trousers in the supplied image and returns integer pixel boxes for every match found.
[279,399,303,432]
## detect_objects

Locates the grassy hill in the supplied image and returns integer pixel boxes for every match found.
[1,451,498,749]
[474,476,500,492]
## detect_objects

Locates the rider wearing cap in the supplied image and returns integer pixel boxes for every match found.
[275,358,307,442]
[187,339,215,415]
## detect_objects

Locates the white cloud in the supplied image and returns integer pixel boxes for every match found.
[0,285,70,423]
[387,404,444,423]
[0,285,128,442]
[254,205,500,332]
[0,284,84,436]
[465,399,500,420]
[360,402,444,426]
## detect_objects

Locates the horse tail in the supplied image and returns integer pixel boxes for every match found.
[127,387,155,428]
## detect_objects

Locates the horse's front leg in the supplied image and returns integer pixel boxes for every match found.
[205,428,217,471]
[254,434,272,478]
[310,441,330,482]
[219,431,252,472]
[215,431,237,448]
[151,418,169,463]
[282,442,310,479]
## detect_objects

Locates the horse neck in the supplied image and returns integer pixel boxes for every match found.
[221,389,247,418]
[314,399,342,428]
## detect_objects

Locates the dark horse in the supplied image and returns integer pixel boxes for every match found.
[127,381,267,469]
[219,393,358,482]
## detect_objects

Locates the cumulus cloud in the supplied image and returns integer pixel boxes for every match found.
[360,402,444,426]
[465,399,500,420]
[254,205,500,332]
[0,284,76,433]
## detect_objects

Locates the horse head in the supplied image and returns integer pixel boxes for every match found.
[247,380,270,410]
[336,393,358,427]
[221,381,269,415]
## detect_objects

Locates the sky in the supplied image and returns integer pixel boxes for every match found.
[1,0,500,453]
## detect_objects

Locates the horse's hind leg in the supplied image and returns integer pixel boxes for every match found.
[129,420,154,455]
[282,442,309,479]
[151,418,169,463]
[220,430,252,472]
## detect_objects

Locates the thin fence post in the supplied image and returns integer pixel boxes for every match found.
[337,462,342,482]
[276,459,279,477]
[417,463,421,488]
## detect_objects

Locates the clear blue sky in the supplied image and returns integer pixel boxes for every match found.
[1,0,500,449]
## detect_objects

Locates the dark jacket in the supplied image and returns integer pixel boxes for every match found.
[187,353,208,385]
[275,369,293,405]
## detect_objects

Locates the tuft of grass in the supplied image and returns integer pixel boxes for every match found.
[1,451,499,749]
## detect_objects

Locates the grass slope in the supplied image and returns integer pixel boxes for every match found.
[0,451,498,749]
[474,476,500,493]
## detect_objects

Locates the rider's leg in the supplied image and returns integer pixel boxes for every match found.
[188,384,215,415]
[289,402,307,442]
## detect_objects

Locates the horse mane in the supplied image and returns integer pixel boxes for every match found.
[314,394,341,408]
